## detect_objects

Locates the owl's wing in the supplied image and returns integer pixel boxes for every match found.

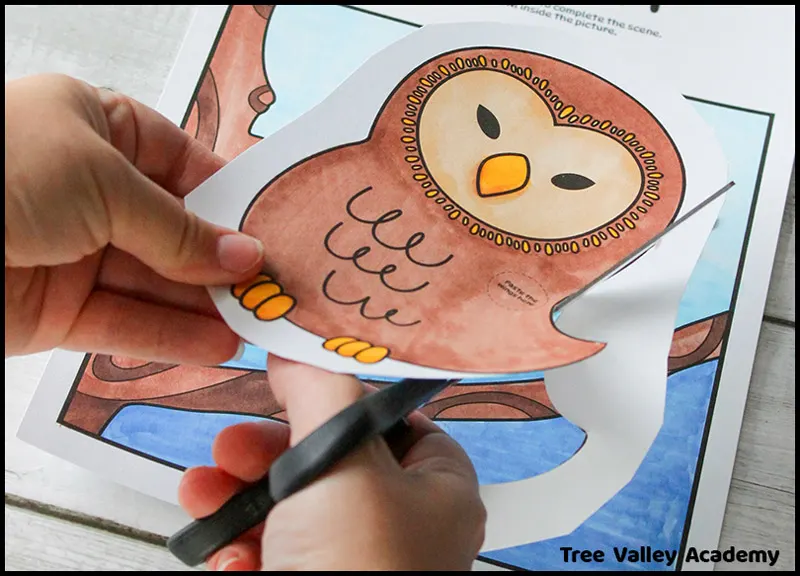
[240,144,455,344]
[319,183,456,324]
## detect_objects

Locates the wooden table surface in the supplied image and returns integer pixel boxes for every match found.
[4,5,795,571]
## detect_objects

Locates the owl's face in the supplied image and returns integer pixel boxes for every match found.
[418,70,642,239]
[380,50,683,259]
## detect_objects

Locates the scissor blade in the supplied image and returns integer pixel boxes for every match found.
[554,180,735,312]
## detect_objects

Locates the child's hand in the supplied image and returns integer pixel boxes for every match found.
[5,74,264,364]
[178,356,487,571]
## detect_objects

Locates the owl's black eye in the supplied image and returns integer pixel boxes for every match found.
[477,105,501,140]
[551,173,595,190]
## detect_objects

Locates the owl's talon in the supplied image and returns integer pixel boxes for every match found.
[323,336,357,351]
[232,274,271,298]
[355,346,390,364]
[323,337,390,364]
[232,275,296,321]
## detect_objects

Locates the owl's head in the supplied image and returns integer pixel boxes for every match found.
[374,48,684,260]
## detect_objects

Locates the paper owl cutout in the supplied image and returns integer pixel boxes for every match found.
[228,47,684,373]
[184,21,728,547]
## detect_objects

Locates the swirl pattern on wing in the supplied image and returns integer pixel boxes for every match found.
[321,186,454,327]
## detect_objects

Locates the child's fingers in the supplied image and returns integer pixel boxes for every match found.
[177,465,266,561]
[177,466,246,519]
[266,354,400,472]
[97,247,222,319]
[212,420,291,482]
[266,355,367,443]
[352,382,454,465]
[62,290,242,365]
[93,84,226,198]
[207,540,262,572]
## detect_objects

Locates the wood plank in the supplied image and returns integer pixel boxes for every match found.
[716,479,795,571]
[3,499,510,572]
[5,488,792,573]
[4,4,194,107]
[764,168,796,323]
[715,323,796,571]
[726,323,795,494]
[4,504,197,571]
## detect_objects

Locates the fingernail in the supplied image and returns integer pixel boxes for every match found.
[217,234,263,273]
[214,550,240,571]
[229,340,246,363]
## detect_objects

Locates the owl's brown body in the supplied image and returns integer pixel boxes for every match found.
[241,48,684,373]
[244,144,597,372]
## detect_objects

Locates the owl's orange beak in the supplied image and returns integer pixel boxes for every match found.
[477,153,530,198]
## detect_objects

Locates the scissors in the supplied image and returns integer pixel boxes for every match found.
[167,181,734,567]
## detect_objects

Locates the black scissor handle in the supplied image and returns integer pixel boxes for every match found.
[167,477,276,566]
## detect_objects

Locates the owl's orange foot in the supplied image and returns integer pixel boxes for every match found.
[232,274,296,321]
[323,337,390,364]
